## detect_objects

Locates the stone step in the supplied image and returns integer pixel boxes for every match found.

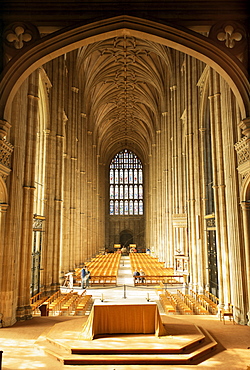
[36,317,217,366]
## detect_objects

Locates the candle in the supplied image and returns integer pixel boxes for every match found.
[147,293,149,301]
[101,293,104,301]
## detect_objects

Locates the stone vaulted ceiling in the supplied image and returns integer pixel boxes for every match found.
[76,35,172,164]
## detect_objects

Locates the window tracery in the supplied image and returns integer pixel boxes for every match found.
[109,149,143,215]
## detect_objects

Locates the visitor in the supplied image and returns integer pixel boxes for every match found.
[133,269,140,283]
[139,268,145,283]
[81,266,91,289]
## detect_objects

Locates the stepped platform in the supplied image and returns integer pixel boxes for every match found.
[36,314,217,366]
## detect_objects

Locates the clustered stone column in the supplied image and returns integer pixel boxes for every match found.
[16,71,40,321]
[208,69,230,309]
[220,78,249,324]
[238,117,250,325]
[42,56,65,295]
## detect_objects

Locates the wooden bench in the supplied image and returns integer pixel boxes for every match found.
[159,294,176,313]
[30,292,49,313]
[89,275,117,286]
[75,295,93,315]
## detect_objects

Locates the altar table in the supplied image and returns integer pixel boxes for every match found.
[80,301,168,340]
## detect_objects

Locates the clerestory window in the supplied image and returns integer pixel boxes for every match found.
[109,149,143,215]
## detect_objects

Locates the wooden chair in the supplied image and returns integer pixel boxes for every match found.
[220,303,235,324]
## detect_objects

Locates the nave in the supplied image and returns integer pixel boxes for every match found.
[1,256,249,370]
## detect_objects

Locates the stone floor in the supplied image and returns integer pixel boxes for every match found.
[1,256,250,370]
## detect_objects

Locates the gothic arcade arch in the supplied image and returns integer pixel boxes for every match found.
[1,16,249,124]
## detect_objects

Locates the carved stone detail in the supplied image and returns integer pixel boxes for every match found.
[3,22,40,61]
[235,136,250,176]
[209,22,247,63]
[100,36,150,135]
[0,138,14,169]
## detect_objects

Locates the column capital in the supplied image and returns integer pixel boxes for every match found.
[0,202,9,212]
[239,117,250,138]
[241,201,250,211]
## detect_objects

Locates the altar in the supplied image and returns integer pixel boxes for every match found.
[80,301,168,340]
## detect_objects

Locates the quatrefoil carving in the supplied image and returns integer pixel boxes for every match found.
[217,25,242,49]
[3,22,40,63]
[6,26,32,49]
[209,22,247,64]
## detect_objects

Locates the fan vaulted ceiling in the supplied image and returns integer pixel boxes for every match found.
[76,35,172,163]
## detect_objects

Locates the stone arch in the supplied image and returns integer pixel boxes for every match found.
[0,16,249,123]
[120,229,134,248]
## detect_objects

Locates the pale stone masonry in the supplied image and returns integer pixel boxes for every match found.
[0,2,249,327]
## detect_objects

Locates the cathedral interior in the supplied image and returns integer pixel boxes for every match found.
[0,0,249,368]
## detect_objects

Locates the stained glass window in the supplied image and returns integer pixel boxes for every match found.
[115,200,119,215]
[125,200,129,215]
[139,200,143,215]
[110,185,114,199]
[109,149,144,215]
[115,185,119,199]
[110,200,114,215]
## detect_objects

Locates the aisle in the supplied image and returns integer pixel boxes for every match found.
[116,256,134,285]
[84,255,159,304]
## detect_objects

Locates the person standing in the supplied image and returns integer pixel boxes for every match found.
[81,266,90,288]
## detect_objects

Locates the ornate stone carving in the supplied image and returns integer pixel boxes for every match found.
[235,136,250,176]
[209,22,247,63]
[3,22,40,61]
[205,213,216,231]
[33,217,45,231]
[0,138,14,180]
[217,25,242,49]
[100,36,150,135]
[0,138,14,169]
[0,120,11,139]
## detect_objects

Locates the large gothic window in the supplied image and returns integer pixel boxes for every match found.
[109,149,143,215]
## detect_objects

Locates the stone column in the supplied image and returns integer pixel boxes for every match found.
[198,126,209,290]
[86,130,94,260]
[69,86,79,269]
[151,142,157,256]
[42,56,65,293]
[51,57,65,289]
[241,200,250,325]
[220,78,248,324]
[92,144,98,257]
[184,56,199,290]
[16,71,39,321]
[79,112,88,263]
[144,153,151,251]
[208,69,230,308]
[238,117,250,324]
[166,97,173,267]
[156,129,162,259]
[161,112,169,265]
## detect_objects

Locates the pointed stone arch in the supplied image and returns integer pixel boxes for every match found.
[1,15,249,123]
[120,229,134,248]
